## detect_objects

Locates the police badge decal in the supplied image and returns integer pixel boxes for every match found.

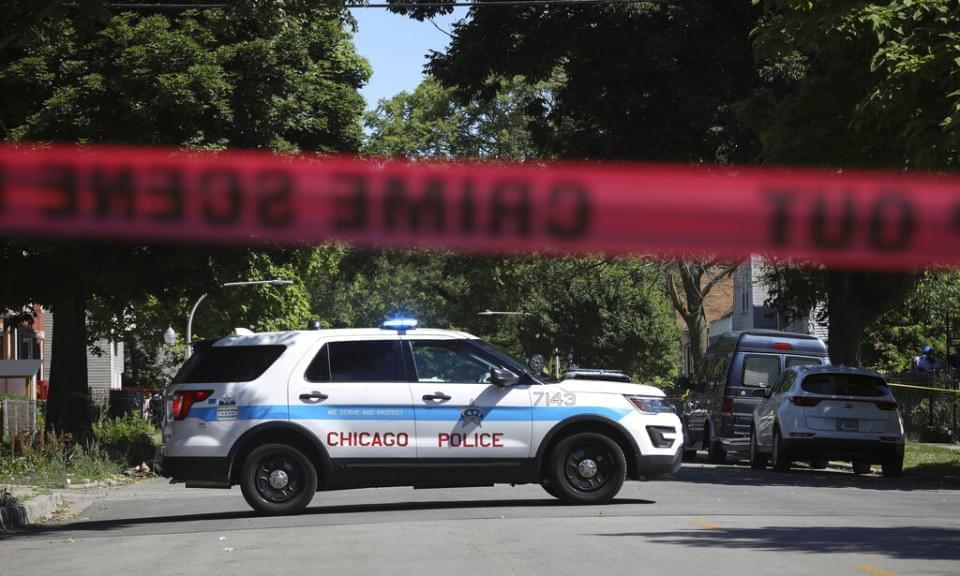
[459,400,486,428]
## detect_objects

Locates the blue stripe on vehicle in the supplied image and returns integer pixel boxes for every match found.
[188,404,631,422]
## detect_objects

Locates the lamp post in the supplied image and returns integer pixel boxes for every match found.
[186,278,294,359]
[163,326,177,346]
[477,310,531,317]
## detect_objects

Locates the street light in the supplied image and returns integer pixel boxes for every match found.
[163,326,177,346]
[186,278,294,358]
[477,309,532,317]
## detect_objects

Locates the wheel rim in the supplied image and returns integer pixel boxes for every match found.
[563,444,613,492]
[255,454,303,503]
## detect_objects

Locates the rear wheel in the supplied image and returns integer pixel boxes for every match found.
[770,428,791,472]
[240,443,317,515]
[749,428,767,470]
[547,432,626,505]
[881,456,903,478]
[852,460,873,475]
[706,426,726,464]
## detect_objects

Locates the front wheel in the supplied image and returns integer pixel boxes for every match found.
[547,432,626,505]
[749,428,767,470]
[240,443,317,515]
[770,429,791,472]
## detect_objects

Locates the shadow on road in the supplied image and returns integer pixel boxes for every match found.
[673,461,959,491]
[8,496,654,538]
[592,525,960,561]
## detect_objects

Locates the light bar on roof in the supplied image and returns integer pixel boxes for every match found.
[382,318,418,331]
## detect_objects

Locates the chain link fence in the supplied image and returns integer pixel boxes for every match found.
[1,399,38,440]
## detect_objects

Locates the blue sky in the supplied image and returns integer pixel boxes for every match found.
[349,8,469,110]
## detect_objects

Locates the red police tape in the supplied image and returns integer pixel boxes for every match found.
[1,144,959,270]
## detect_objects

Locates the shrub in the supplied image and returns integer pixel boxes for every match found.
[93,414,157,467]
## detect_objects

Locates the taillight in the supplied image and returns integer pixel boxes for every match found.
[171,390,212,420]
[721,397,733,414]
[789,396,821,407]
[876,401,898,411]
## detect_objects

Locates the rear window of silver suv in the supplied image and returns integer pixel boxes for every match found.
[801,373,889,397]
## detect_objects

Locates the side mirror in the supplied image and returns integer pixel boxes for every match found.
[489,368,519,388]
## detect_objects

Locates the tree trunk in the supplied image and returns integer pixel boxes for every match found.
[826,270,917,367]
[46,289,91,439]
[685,308,709,380]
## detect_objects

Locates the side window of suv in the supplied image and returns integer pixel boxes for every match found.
[411,340,500,383]
[327,341,401,382]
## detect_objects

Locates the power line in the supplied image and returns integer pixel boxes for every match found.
[85,0,661,10]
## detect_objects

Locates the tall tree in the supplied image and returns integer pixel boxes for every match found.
[0,2,370,436]
[748,0,959,364]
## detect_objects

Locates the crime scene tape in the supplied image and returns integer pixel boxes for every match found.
[1,144,959,269]
[887,383,960,394]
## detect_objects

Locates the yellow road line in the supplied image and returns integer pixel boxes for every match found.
[691,519,719,530]
[854,564,896,576]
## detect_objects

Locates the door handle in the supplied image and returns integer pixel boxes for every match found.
[422,392,451,402]
[299,391,328,403]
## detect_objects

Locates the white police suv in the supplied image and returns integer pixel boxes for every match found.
[160,319,683,514]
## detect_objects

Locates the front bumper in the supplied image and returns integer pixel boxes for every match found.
[635,448,683,479]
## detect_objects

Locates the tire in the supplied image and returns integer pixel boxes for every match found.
[881,456,903,478]
[547,432,627,505]
[240,443,317,515]
[707,426,726,464]
[852,460,872,475]
[541,480,560,498]
[749,428,767,470]
[770,428,791,472]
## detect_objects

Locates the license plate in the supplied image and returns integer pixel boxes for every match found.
[837,418,858,432]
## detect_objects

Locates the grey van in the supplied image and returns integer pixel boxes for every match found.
[679,330,829,463]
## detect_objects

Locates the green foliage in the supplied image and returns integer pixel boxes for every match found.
[0,4,370,151]
[0,433,118,487]
[313,249,680,382]
[425,1,760,163]
[749,0,960,169]
[909,398,955,443]
[92,414,157,466]
[364,76,538,160]
[864,271,960,372]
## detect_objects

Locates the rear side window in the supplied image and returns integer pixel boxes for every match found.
[786,356,824,369]
[801,374,889,397]
[174,345,286,383]
[742,355,780,388]
[329,341,401,382]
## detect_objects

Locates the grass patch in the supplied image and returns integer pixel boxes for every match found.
[1,415,159,487]
[904,442,960,480]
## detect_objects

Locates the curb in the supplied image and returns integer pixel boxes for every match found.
[0,492,65,532]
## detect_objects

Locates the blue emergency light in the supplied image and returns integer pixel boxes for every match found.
[382,317,418,332]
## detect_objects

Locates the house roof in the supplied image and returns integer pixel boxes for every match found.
[0,359,41,378]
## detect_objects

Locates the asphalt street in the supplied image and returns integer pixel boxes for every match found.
[1,462,957,576]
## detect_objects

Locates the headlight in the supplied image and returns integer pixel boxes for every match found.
[626,395,674,414]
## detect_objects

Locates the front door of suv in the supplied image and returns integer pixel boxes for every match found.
[289,338,416,487]
[405,339,533,485]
